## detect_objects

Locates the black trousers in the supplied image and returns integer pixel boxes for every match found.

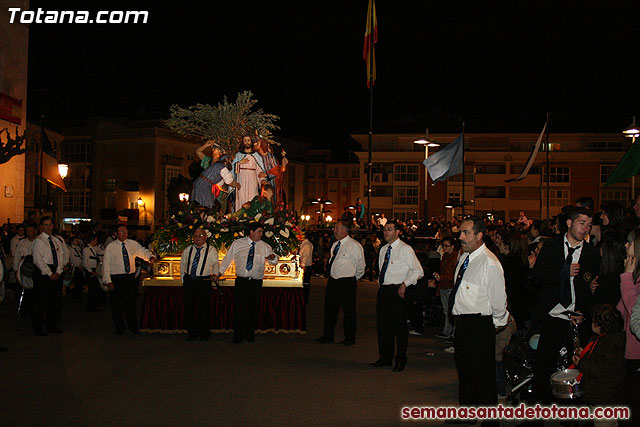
[530,315,574,404]
[183,275,211,338]
[32,271,62,333]
[376,285,408,364]
[322,276,357,341]
[86,275,105,311]
[453,314,497,407]
[109,273,138,333]
[302,267,311,304]
[234,277,262,340]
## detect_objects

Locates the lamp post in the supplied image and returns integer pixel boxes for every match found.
[310,198,333,224]
[414,129,440,219]
[178,192,189,202]
[623,116,639,203]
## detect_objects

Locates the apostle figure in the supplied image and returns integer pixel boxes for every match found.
[232,135,263,211]
[192,153,240,211]
[253,139,288,207]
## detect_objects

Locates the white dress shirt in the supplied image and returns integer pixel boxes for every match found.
[10,235,24,258]
[32,232,69,276]
[13,237,35,271]
[329,236,365,280]
[549,234,583,320]
[452,243,508,327]
[82,245,104,273]
[102,238,153,283]
[378,238,424,286]
[298,239,313,267]
[69,244,84,268]
[180,244,220,283]
[220,237,278,280]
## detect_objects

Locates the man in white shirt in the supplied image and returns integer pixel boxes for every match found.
[449,217,507,416]
[83,234,105,312]
[103,224,155,334]
[370,221,423,372]
[298,232,314,304]
[181,228,219,341]
[315,220,365,346]
[31,216,70,335]
[10,223,25,262]
[218,222,278,343]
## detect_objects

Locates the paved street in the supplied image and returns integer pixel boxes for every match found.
[1,279,462,426]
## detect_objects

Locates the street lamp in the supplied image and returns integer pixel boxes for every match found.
[179,192,189,202]
[310,198,333,223]
[414,129,440,218]
[58,163,68,179]
[622,116,638,203]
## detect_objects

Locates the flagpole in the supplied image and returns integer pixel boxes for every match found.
[546,112,550,222]
[38,115,44,213]
[366,0,374,229]
[462,122,466,216]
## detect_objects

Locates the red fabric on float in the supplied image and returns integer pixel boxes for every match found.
[140,286,306,333]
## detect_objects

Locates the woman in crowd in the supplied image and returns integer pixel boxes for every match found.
[591,230,626,306]
[617,228,640,425]
[497,232,530,331]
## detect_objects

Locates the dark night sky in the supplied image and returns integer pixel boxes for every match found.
[26,1,640,149]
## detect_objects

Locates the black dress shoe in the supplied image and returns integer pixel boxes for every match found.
[231,338,243,344]
[129,329,140,335]
[392,362,406,372]
[247,336,255,342]
[315,336,333,344]
[340,339,356,346]
[199,336,209,341]
[48,328,62,334]
[0,346,7,352]
[186,335,198,341]
[369,359,392,367]
[115,330,125,335]
[35,331,48,336]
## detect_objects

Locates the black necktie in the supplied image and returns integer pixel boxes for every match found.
[448,255,470,314]
[560,242,577,307]
[327,241,341,278]
[246,242,255,271]
[48,236,58,271]
[379,245,392,285]
[122,242,131,274]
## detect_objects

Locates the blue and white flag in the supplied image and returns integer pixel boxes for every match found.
[424,133,463,184]
[505,122,547,183]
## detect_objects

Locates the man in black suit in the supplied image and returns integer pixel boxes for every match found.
[529,206,600,406]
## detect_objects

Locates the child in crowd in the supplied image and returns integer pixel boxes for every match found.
[572,304,626,426]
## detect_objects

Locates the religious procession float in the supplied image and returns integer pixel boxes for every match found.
[139,92,305,334]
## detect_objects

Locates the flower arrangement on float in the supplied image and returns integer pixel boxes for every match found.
[152,202,302,258]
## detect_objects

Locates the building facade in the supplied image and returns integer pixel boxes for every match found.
[0,2,29,223]
[351,132,635,222]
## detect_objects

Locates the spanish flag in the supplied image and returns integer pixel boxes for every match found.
[363,0,378,88]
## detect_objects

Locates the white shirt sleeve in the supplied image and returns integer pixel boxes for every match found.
[219,241,237,275]
[265,242,278,265]
[180,246,191,284]
[354,240,365,280]
[402,244,424,286]
[102,243,113,284]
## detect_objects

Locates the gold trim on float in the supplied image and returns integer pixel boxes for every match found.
[143,277,303,288]
[140,328,306,334]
